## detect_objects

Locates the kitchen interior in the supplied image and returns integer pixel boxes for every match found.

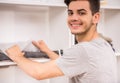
[0,0,120,83]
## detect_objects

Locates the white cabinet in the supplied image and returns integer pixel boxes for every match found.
[0,66,15,83]
[0,0,72,50]
[98,0,120,55]
[0,0,65,7]
[0,0,69,83]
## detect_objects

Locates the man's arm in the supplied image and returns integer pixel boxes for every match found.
[6,45,64,80]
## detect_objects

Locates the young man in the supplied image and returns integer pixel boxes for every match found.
[6,0,117,83]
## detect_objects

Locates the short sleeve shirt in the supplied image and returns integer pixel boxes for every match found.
[55,38,117,83]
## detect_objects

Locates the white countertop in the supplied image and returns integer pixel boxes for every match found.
[0,58,50,67]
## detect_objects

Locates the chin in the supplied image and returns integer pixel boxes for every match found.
[71,30,85,35]
[71,31,79,35]
[70,28,83,34]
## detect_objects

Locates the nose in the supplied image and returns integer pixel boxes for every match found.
[71,13,79,21]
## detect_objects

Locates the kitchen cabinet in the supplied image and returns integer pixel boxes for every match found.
[0,58,69,83]
[98,0,120,55]
[0,0,65,7]
[0,0,72,50]
[0,0,69,83]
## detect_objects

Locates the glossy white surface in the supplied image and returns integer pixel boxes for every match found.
[0,0,65,7]
[0,58,50,66]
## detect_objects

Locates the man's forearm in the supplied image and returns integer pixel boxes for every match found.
[13,56,48,80]
[45,50,59,60]
[12,56,63,80]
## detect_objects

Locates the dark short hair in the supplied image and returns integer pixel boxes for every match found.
[64,0,100,15]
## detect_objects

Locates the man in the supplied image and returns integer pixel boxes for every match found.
[6,0,117,83]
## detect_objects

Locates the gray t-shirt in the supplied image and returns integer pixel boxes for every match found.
[55,38,117,83]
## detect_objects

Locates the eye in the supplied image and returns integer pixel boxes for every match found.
[78,11,86,16]
[68,11,73,16]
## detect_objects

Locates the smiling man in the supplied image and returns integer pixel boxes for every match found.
[6,0,117,83]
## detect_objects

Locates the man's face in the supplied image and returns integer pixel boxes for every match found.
[67,1,98,35]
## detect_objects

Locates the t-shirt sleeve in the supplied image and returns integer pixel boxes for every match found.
[55,45,89,78]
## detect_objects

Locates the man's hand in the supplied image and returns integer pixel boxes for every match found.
[32,40,50,53]
[5,45,24,61]
[32,40,59,60]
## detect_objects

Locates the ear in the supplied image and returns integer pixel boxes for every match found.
[93,12,100,24]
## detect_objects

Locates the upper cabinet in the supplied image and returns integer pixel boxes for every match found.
[0,0,70,50]
[100,0,120,9]
[0,0,66,7]
[99,0,120,56]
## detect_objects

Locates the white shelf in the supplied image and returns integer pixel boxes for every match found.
[115,53,120,56]
[0,58,50,67]
[0,0,66,7]
[100,0,120,9]
[101,5,120,9]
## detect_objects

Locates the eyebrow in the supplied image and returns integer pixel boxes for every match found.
[68,9,87,12]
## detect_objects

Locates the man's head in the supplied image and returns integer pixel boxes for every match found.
[64,0,100,15]
[64,0,100,40]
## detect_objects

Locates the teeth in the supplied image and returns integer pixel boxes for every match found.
[72,24,80,27]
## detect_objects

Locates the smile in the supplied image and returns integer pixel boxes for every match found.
[71,22,83,28]
[71,24,80,27]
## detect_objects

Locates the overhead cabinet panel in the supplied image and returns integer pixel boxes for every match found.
[0,0,66,7]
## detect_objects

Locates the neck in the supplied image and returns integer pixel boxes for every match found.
[76,25,99,42]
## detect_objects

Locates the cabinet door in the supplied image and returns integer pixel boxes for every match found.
[15,66,49,83]
[0,66,15,83]
[0,0,65,7]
